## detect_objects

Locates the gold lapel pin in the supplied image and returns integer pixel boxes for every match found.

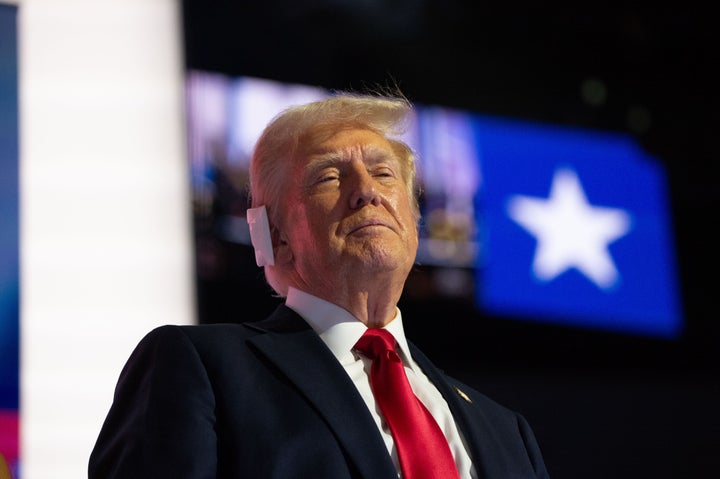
[454,387,472,404]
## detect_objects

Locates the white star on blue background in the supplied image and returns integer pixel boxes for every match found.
[507,168,632,289]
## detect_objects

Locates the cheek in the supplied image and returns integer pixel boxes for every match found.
[290,202,334,247]
[392,194,418,228]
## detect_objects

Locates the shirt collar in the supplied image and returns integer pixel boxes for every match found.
[285,287,413,366]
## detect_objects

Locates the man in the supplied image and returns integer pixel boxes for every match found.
[89,94,550,478]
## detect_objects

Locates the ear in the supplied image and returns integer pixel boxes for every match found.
[273,227,294,265]
[246,206,275,266]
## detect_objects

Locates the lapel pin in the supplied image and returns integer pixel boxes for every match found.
[454,387,472,404]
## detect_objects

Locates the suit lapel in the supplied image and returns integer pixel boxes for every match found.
[245,306,397,479]
[409,344,489,479]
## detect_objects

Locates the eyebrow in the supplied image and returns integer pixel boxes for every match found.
[305,145,398,173]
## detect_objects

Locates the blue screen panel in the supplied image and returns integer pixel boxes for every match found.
[474,116,682,338]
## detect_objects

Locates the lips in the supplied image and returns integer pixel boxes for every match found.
[346,217,394,235]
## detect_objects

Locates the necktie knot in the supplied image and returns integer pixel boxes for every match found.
[354,328,397,360]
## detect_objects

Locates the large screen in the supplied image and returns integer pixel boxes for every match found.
[186,71,682,338]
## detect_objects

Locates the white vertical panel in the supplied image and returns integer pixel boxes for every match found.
[19,1,193,477]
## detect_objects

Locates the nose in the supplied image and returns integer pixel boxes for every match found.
[349,168,381,209]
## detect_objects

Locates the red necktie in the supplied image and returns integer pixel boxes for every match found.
[354,329,461,479]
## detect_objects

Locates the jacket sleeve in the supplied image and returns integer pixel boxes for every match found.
[89,326,217,479]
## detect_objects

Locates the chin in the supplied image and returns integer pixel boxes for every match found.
[350,245,414,273]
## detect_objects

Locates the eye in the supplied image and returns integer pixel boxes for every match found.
[372,167,397,179]
[314,170,340,184]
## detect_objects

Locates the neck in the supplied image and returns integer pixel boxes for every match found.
[293,273,405,328]
[338,290,400,328]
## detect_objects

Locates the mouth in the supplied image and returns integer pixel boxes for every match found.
[347,219,393,235]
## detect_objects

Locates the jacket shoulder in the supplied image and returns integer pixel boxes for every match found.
[140,304,306,350]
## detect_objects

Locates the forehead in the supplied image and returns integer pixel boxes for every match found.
[300,128,398,164]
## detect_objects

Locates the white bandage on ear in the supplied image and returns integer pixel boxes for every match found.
[246,205,275,266]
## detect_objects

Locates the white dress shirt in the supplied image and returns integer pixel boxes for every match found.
[286,287,476,479]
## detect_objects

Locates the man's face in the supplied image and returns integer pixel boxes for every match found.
[277,128,419,291]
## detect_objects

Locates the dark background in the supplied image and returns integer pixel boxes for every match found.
[181,2,719,477]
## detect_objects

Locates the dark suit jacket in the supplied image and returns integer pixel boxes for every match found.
[89,306,549,478]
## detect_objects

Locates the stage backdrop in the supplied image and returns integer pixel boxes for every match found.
[19,1,192,478]
[0,3,19,477]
